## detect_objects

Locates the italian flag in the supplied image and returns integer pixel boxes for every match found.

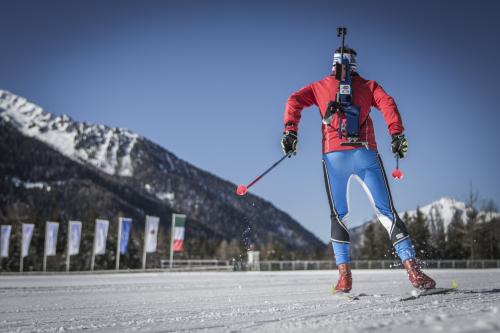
[172,214,186,252]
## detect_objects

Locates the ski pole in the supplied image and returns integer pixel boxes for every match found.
[236,153,291,196]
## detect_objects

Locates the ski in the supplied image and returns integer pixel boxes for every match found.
[399,287,457,301]
[331,290,384,301]
[331,292,360,301]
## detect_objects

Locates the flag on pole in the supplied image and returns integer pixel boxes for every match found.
[0,225,12,258]
[119,218,132,254]
[68,221,82,255]
[94,219,109,255]
[45,222,59,256]
[22,223,35,257]
[145,216,160,253]
[172,215,186,252]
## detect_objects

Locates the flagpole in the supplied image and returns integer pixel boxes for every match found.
[170,214,175,269]
[142,216,148,270]
[116,218,122,270]
[20,224,23,273]
[90,221,96,271]
[43,222,47,272]
[66,221,70,272]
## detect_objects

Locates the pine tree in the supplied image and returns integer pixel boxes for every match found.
[407,207,432,258]
[360,223,376,259]
[492,217,500,259]
[478,200,499,259]
[445,209,468,259]
[429,207,446,259]
[359,222,392,259]
[465,189,479,259]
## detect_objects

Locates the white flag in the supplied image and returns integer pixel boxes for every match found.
[45,222,59,256]
[0,225,12,258]
[22,223,35,257]
[145,216,160,253]
[68,221,82,256]
[94,219,109,255]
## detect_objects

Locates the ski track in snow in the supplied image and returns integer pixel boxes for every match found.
[0,270,499,333]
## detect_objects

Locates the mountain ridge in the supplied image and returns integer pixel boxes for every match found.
[0,89,325,270]
[0,89,139,177]
[349,196,499,258]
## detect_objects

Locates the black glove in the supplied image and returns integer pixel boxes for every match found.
[391,134,408,158]
[281,130,298,156]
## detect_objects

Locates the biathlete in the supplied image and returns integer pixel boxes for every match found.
[280,41,435,292]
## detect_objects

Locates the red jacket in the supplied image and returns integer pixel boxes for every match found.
[284,74,404,153]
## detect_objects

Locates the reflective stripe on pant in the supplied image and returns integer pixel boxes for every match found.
[322,149,410,246]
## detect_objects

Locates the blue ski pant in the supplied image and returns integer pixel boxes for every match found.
[322,148,415,265]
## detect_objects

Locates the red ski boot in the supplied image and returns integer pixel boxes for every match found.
[334,263,352,293]
[403,259,436,290]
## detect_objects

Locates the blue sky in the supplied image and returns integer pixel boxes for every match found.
[1,0,499,242]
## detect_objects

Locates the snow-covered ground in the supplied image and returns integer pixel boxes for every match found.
[0,270,499,332]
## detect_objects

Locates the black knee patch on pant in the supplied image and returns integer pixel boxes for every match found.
[390,214,410,245]
[331,214,350,242]
[323,160,350,243]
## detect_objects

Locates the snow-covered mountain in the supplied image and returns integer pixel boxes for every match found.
[0,90,138,177]
[401,197,499,232]
[0,89,325,259]
[349,197,499,257]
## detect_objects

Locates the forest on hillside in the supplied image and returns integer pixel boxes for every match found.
[1,192,498,272]
[357,196,500,261]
